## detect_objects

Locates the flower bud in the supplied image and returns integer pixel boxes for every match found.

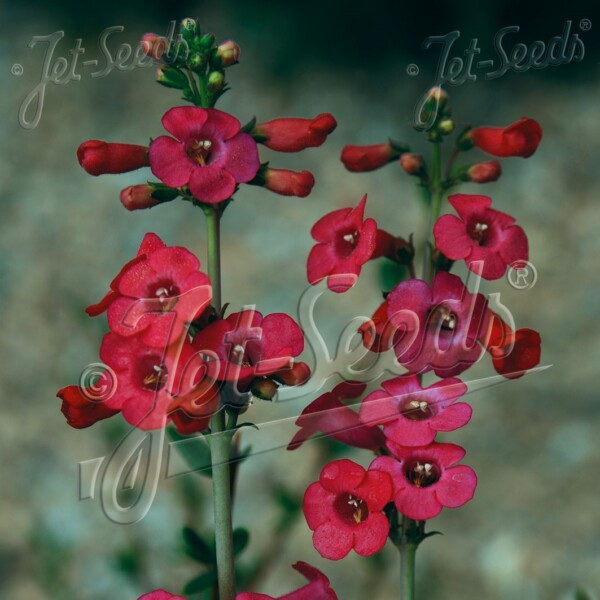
[156,65,189,89]
[207,71,225,92]
[250,378,279,401]
[271,362,311,386]
[262,168,315,197]
[199,32,216,50]
[400,153,425,176]
[141,33,168,60]
[466,160,501,183]
[77,140,149,176]
[181,18,197,34]
[188,53,205,71]
[341,141,403,172]
[216,40,240,67]
[119,185,160,211]
[438,118,455,135]
[253,113,337,153]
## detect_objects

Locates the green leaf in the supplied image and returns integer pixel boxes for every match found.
[182,527,215,565]
[233,527,250,556]
[168,427,212,477]
[574,588,594,600]
[183,570,217,594]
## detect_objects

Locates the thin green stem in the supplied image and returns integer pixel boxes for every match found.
[400,539,417,600]
[422,141,443,284]
[205,205,222,311]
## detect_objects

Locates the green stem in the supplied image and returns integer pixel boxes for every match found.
[422,141,443,284]
[400,539,417,600]
[205,205,222,311]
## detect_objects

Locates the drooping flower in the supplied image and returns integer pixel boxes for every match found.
[192,309,306,392]
[237,562,338,600]
[433,194,528,280]
[77,140,149,176]
[87,233,212,348]
[358,375,470,446]
[58,377,120,429]
[307,194,377,293]
[482,312,541,379]
[371,442,477,521]
[341,142,401,172]
[470,117,542,158]
[138,591,186,600]
[288,381,386,452]
[262,168,315,197]
[149,106,260,204]
[253,113,337,152]
[386,272,489,377]
[303,459,393,559]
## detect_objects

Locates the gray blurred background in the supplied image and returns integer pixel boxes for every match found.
[1,0,599,598]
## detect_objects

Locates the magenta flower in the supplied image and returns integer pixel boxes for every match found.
[87,233,212,348]
[303,459,392,559]
[358,375,470,446]
[192,309,306,391]
[307,194,378,293]
[288,381,386,452]
[138,591,186,600]
[237,562,338,600]
[387,272,489,377]
[371,442,477,521]
[433,193,528,280]
[149,106,260,204]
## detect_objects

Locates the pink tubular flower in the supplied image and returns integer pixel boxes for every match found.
[471,117,542,158]
[303,459,393,559]
[288,381,386,452]
[371,442,477,521]
[192,309,306,391]
[387,272,489,377]
[482,312,541,379]
[87,233,212,348]
[58,379,121,429]
[307,194,378,293]
[139,591,186,600]
[253,113,337,152]
[341,142,400,172]
[237,562,338,600]
[149,106,260,203]
[77,140,149,176]
[359,375,470,446]
[433,194,528,280]
[263,168,315,197]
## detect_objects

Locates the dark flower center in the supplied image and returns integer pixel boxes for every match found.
[468,220,490,245]
[230,343,254,367]
[149,280,181,312]
[405,459,441,488]
[431,305,458,332]
[336,228,359,257]
[334,493,369,525]
[402,397,433,421]
[187,139,213,166]
[138,355,168,392]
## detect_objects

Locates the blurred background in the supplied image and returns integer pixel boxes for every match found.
[1,0,599,598]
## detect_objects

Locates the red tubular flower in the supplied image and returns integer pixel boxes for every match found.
[149,106,260,204]
[87,232,212,348]
[358,300,396,353]
[254,113,337,152]
[120,185,161,211]
[386,272,490,377]
[359,375,470,446]
[341,142,399,172]
[433,193,528,280]
[303,459,392,559]
[58,379,120,429]
[482,312,541,379]
[263,168,315,197]
[471,117,542,158]
[467,160,501,183]
[288,381,386,451]
[237,562,338,600]
[77,140,149,176]
[371,442,477,521]
[307,194,378,293]
[139,591,186,600]
[192,309,305,391]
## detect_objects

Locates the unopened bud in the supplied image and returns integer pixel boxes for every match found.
[141,33,168,60]
[188,53,205,71]
[199,32,216,50]
[250,378,279,401]
[156,65,189,89]
[466,160,502,183]
[271,362,311,386]
[216,40,240,67]
[207,71,225,92]
[120,185,160,211]
[457,127,475,151]
[438,118,455,135]
[400,153,425,176]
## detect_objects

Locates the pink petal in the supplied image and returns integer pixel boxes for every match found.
[465,245,507,280]
[429,402,472,432]
[431,271,465,304]
[433,215,473,260]
[189,165,236,203]
[312,521,353,560]
[222,132,261,182]
[435,465,477,507]
[149,136,193,187]
[384,419,436,447]
[320,459,366,493]
[426,377,468,406]
[356,470,393,512]
[205,108,241,140]
[352,217,378,266]
[380,374,422,397]
[311,207,352,243]
[359,389,398,426]
[395,487,442,520]
[260,313,304,358]
[303,482,336,530]
[498,224,529,266]
[161,106,208,140]
[347,194,368,229]
[307,243,338,284]
[353,513,389,556]
[149,246,200,282]
[448,193,492,220]
[137,232,167,256]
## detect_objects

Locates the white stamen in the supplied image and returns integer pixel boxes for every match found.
[409,400,421,409]
[418,401,428,412]
[156,287,169,298]
[475,222,488,232]
[233,344,245,355]
[424,463,432,473]
[343,232,357,244]
[202,140,212,150]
